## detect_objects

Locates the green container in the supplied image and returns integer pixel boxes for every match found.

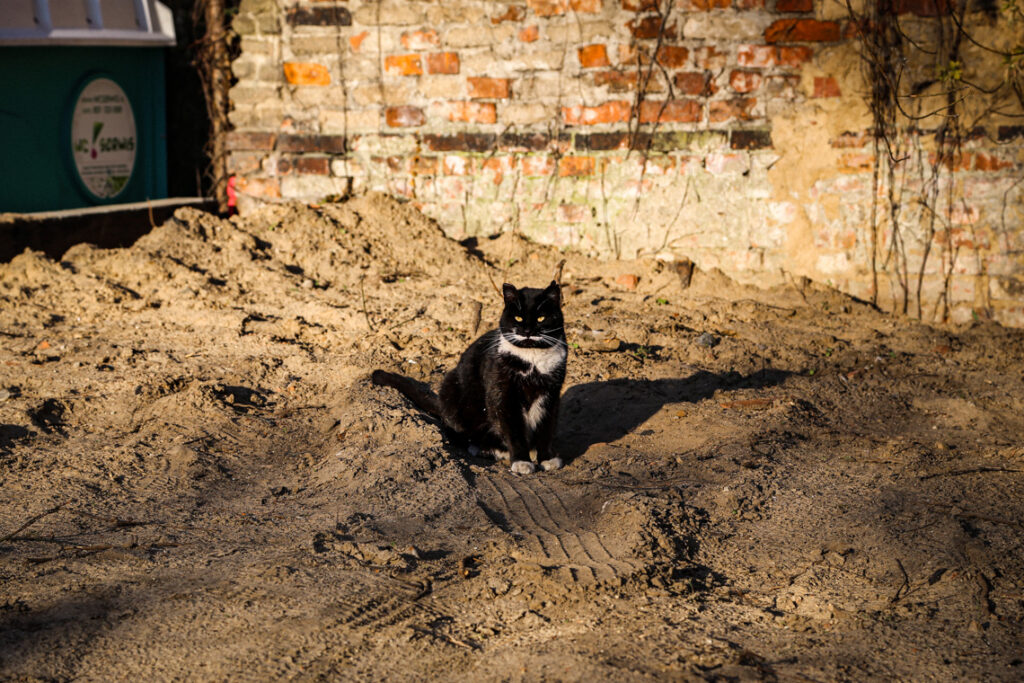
[0,46,168,212]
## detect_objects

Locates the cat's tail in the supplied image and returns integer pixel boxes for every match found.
[370,370,443,420]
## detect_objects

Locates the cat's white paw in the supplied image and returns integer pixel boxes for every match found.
[540,457,563,472]
[510,460,536,475]
[490,449,510,463]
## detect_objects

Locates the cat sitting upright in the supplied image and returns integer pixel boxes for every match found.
[372,281,567,474]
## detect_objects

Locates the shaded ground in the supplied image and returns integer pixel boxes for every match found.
[1,193,1023,680]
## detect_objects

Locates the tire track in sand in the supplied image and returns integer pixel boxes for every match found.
[478,473,640,585]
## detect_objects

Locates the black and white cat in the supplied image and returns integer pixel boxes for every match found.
[372,281,567,474]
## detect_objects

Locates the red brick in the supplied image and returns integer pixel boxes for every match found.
[526,0,600,14]
[423,133,497,152]
[674,71,715,96]
[468,77,511,99]
[401,29,439,50]
[283,62,331,86]
[843,19,865,39]
[737,0,766,7]
[501,132,551,151]
[384,54,423,76]
[295,157,330,175]
[579,44,610,68]
[349,31,369,52]
[639,99,702,123]
[558,156,596,176]
[730,70,763,93]
[590,132,635,151]
[372,156,404,173]
[972,152,1013,171]
[778,45,813,66]
[519,25,539,42]
[709,98,757,122]
[655,45,690,68]
[408,155,439,175]
[765,19,842,43]
[482,157,516,185]
[622,0,659,9]
[627,15,676,40]
[594,70,639,92]
[483,157,517,174]
[813,76,841,97]
[776,0,813,11]
[522,155,556,176]
[737,44,776,67]
[235,176,281,199]
[563,100,633,125]
[386,106,425,127]
[894,0,954,15]
[278,135,346,154]
[286,6,350,27]
[442,155,474,175]
[528,0,567,16]
[695,46,727,69]
[426,52,460,74]
[448,101,497,123]
[687,0,730,8]
[492,5,526,23]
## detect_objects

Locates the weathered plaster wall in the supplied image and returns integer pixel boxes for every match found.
[226,0,1024,326]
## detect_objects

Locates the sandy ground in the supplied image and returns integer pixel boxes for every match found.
[1,193,1023,681]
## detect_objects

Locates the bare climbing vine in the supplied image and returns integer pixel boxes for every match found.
[191,0,240,212]
[847,0,1024,321]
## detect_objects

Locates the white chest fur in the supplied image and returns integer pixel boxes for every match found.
[524,396,547,431]
[497,335,567,375]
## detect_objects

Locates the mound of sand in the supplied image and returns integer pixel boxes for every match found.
[1,192,1023,680]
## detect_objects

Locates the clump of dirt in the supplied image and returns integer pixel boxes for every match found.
[1,192,1023,680]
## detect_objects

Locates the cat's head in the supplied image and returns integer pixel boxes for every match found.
[500,281,564,348]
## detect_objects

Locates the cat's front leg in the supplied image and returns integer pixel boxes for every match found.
[503,438,536,475]
[489,400,534,474]
[483,377,538,473]
[533,401,562,472]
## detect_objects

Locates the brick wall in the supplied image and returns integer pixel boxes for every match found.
[226,0,1024,327]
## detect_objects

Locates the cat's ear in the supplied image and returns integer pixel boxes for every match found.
[502,283,518,306]
[543,280,561,304]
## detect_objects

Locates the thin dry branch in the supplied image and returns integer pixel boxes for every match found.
[1,505,62,544]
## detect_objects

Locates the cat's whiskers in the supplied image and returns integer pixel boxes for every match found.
[536,333,567,348]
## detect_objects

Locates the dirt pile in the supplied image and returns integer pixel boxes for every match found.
[1,193,1023,680]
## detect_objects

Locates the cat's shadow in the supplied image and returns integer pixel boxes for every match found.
[555,368,791,462]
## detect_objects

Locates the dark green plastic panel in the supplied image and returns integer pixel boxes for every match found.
[0,46,167,212]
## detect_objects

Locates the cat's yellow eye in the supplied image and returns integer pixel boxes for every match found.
[537,316,546,322]
[514,316,523,322]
